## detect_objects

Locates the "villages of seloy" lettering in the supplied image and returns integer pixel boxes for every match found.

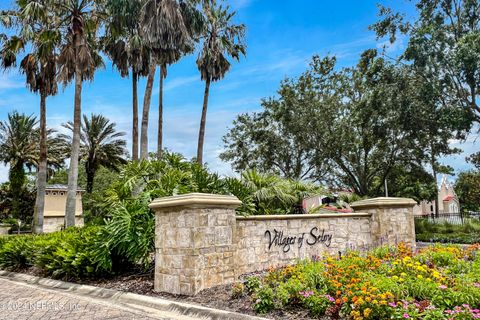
[264,227,333,253]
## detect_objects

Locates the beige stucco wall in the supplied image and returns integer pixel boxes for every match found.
[44,190,83,217]
[43,189,84,233]
[235,213,372,277]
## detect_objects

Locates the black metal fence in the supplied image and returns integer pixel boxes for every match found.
[415,212,480,225]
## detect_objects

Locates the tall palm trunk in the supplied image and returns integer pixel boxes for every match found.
[197,78,211,165]
[33,91,47,234]
[132,71,139,162]
[157,65,165,160]
[65,59,83,228]
[140,64,156,161]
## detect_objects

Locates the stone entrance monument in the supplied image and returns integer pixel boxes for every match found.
[150,194,416,296]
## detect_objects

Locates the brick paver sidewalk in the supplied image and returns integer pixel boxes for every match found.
[0,277,172,320]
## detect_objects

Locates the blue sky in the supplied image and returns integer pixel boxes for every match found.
[0,0,476,183]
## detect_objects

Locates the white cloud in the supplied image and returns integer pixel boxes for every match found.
[239,50,309,77]
[162,75,199,92]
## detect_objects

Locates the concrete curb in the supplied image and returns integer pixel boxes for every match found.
[0,271,269,320]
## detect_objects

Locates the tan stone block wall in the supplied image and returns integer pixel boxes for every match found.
[154,207,237,296]
[367,207,416,248]
[350,198,417,249]
[234,214,372,277]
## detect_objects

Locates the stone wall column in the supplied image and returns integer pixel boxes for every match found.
[350,197,417,248]
[149,193,241,296]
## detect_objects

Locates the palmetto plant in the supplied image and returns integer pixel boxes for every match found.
[0,1,61,233]
[196,0,246,165]
[226,170,323,216]
[62,114,127,193]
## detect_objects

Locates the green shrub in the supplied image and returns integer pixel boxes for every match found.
[301,293,332,317]
[0,235,33,269]
[42,227,108,278]
[245,276,262,293]
[252,286,275,314]
[416,232,480,244]
[0,226,109,279]
[93,195,155,272]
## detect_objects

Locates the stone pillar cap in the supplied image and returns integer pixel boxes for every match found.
[149,193,242,210]
[351,197,417,210]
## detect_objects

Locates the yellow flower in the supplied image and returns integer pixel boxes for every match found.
[364,308,372,317]
[417,275,423,279]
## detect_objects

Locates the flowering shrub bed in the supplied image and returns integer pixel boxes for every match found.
[234,243,480,319]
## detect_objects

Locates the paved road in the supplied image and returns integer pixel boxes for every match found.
[0,277,176,320]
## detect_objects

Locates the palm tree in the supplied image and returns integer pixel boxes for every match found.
[155,1,204,160]
[104,0,151,162]
[53,0,105,227]
[0,112,67,220]
[62,114,127,193]
[140,63,156,161]
[196,0,246,165]
[139,0,197,161]
[0,2,60,233]
[0,113,37,220]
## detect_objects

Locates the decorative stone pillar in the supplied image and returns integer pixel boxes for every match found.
[350,197,417,248]
[149,193,241,296]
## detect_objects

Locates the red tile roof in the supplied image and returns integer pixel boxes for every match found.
[443,195,455,202]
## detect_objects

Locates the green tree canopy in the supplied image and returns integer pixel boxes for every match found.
[456,170,480,212]
[61,114,127,193]
[222,51,459,197]
[371,0,480,125]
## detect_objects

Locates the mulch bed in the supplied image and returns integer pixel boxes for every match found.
[16,267,320,320]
